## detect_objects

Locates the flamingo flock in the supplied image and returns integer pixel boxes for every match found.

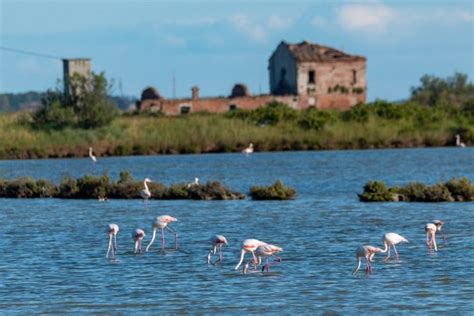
[353,221,446,276]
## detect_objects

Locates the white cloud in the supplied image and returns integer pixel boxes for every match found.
[267,14,292,30]
[336,2,474,35]
[338,2,395,33]
[228,14,267,42]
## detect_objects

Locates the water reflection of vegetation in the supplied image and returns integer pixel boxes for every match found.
[359,177,474,202]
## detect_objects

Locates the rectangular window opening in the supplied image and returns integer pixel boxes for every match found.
[180,106,191,115]
[352,70,357,84]
[308,70,315,84]
[229,104,237,111]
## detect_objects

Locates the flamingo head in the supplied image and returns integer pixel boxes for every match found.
[195,177,199,184]
[144,178,152,183]
[108,223,119,235]
[433,220,444,230]
[249,143,253,148]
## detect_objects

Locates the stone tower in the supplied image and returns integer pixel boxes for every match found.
[62,58,91,95]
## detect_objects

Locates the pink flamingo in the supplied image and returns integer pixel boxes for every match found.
[132,228,146,253]
[352,245,384,275]
[242,143,254,157]
[382,232,409,261]
[255,244,283,273]
[235,239,267,272]
[145,215,178,252]
[207,235,228,264]
[425,220,445,251]
[106,223,119,259]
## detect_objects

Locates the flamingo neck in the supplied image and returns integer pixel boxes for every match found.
[380,241,388,253]
[146,228,157,252]
[235,249,246,270]
[144,181,149,192]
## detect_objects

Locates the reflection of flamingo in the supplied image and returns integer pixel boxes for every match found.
[242,143,254,157]
[132,229,146,253]
[89,147,97,163]
[207,235,228,264]
[140,178,152,209]
[106,224,119,259]
[353,245,384,275]
[255,244,283,273]
[187,177,199,188]
[382,232,408,261]
[235,239,267,272]
[425,220,445,251]
[145,215,178,252]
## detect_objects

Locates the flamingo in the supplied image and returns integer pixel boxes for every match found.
[235,239,267,272]
[425,220,445,251]
[140,178,152,209]
[455,134,466,147]
[132,228,146,253]
[255,244,283,273]
[187,177,199,188]
[89,147,97,163]
[145,215,178,252]
[207,235,228,264]
[242,143,254,157]
[381,232,409,261]
[106,223,119,259]
[352,245,384,275]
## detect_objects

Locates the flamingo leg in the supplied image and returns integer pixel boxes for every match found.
[207,250,212,264]
[134,240,138,253]
[365,257,370,275]
[385,244,391,261]
[166,226,178,249]
[393,244,398,261]
[432,234,438,251]
[106,234,113,258]
[114,234,118,252]
[161,228,165,251]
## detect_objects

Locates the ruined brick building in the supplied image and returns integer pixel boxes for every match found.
[138,41,366,114]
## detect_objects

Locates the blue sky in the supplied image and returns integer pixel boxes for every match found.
[1,0,473,101]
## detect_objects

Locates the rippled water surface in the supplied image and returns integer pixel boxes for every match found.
[0,148,473,314]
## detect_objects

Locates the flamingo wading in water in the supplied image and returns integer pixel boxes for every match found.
[207,235,228,264]
[132,228,146,253]
[425,220,445,251]
[145,215,178,252]
[381,232,409,261]
[242,143,254,157]
[235,239,267,272]
[106,224,119,259]
[353,245,384,275]
[89,147,97,163]
[140,178,152,209]
[255,244,283,273]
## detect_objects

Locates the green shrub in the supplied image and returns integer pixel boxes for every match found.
[358,181,395,202]
[445,177,474,201]
[298,107,336,130]
[58,177,79,198]
[250,180,296,200]
[399,182,428,201]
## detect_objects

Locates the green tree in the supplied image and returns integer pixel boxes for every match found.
[33,72,118,129]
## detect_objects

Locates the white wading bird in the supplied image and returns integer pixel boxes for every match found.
[207,235,228,264]
[106,223,119,259]
[352,245,384,275]
[140,178,152,209]
[255,244,283,273]
[382,232,409,261]
[242,143,254,157]
[145,215,178,252]
[235,239,267,273]
[132,228,146,253]
[425,220,445,251]
[89,147,97,163]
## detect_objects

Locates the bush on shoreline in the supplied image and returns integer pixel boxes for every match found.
[359,177,474,202]
[250,180,296,200]
[0,171,245,200]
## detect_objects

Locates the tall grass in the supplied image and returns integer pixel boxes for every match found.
[0,101,472,159]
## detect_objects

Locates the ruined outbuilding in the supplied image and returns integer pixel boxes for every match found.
[138,40,367,114]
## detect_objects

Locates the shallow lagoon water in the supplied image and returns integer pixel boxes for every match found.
[0,148,473,313]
